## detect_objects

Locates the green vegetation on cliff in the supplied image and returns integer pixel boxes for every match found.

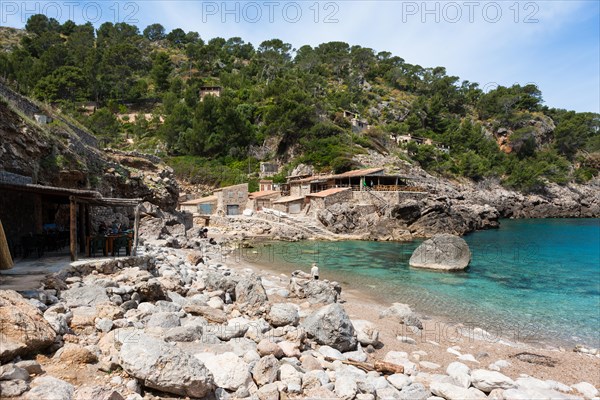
[0,16,598,192]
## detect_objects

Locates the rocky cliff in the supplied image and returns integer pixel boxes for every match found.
[0,85,179,211]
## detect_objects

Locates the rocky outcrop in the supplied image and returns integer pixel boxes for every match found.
[409,234,472,271]
[0,290,57,362]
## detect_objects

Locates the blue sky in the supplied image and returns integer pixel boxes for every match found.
[1,1,598,112]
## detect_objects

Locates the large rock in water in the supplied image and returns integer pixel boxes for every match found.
[118,332,215,398]
[301,303,357,352]
[409,234,471,271]
[0,290,57,362]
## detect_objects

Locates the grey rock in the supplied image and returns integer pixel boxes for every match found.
[387,374,411,390]
[95,318,114,333]
[25,376,74,400]
[304,280,339,304]
[376,385,402,399]
[267,303,299,327]
[279,363,302,393]
[379,303,414,320]
[0,379,29,397]
[257,339,284,358]
[0,364,29,381]
[252,355,280,386]
[199,352,252,391]
[73,385,124,400]
[302,303,357,352]
[399,383,431,400]
[155,300,181,312]
[318,345,346,360]
[431,382,487,399]
[446,361,471,388]
[352,319,380,346]
[257,382,280,400]
[118,333,214,398]
[235,274,268,307]
[146,312,181,328]
[163,325,203,342]
[302,370,329,390]
[15,360,43,376]
[572,382,599,399]
[409,234,471,271]
[335,368,358,398]
[61,285,109,307]
[470,369,516,392]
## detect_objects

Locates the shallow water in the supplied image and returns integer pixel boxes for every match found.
[243,218,600,348]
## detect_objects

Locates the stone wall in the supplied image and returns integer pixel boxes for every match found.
[352,191,427,205]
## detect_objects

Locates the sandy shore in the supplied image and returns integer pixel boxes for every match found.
[220,245,600,387]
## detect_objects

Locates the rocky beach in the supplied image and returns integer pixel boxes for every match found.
[1,221,599,400]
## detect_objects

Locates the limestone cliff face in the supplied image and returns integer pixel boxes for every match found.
[0,89,179,211]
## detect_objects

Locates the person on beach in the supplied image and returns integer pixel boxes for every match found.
[311,262,319,280]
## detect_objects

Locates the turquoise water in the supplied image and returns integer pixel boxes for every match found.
[244,219,600,348]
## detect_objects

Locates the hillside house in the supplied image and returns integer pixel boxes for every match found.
[392,134,450,153]
[259,162,279,177]
[342,110,370,132]
[259,180,274,191]
[199,86,222,100]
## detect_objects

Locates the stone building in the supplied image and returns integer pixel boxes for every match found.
[214,183,248,216]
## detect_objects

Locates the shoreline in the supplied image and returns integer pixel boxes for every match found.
[217,239,600,387]
[223,236,598,352]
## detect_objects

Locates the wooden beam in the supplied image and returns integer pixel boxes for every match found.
[78,202,85,254]
[70,196,77,261]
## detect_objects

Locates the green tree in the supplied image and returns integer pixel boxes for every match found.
[143,23,166,41]
[33,66,88,102]
[151,52,172,92]
[87,108,120,143]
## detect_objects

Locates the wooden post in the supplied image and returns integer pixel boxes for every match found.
[78,202,85,254]
[84,204,91,257]
[33,194,43,234]
[133,203,140,256]
[69,196,77,261]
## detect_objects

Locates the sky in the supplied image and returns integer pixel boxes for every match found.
[1,0,599,112]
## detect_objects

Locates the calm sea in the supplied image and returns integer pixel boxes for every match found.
[243,219,600,348]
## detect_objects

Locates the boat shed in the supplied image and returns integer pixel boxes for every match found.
[0,176,141,262]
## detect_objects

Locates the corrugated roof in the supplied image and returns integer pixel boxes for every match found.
[272,196,305,204]
[306,187,351,198]
[180,195,217,205]
[249,190,279,199]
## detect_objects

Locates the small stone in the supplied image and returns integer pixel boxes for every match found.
[397,336,417,345]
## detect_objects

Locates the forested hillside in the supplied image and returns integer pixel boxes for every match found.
[0,15,598,192]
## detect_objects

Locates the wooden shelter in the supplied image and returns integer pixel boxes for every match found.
[0,180,141,261]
